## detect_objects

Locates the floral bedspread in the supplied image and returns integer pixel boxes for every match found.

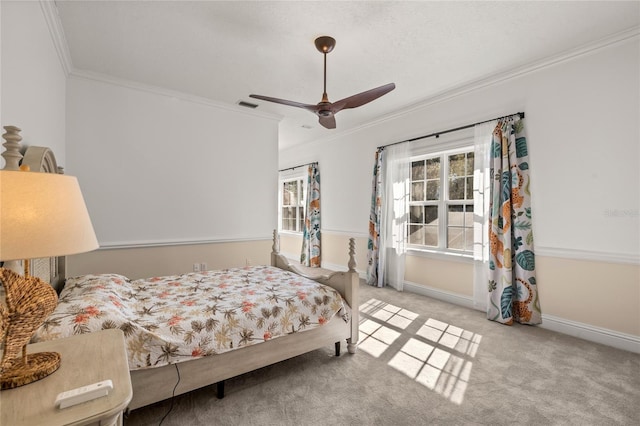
[32,266,349,370]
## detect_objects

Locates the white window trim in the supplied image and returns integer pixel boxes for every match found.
[407,131,475,259]
[278,168,307,234]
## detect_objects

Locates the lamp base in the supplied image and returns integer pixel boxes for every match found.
[0,351,61,389]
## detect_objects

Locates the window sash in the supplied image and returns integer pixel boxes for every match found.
[408,147,474,255]
[279,175,306,233]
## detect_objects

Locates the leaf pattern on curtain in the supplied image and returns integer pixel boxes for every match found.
[301,162,321,267]
[366,148,384,286]
[488,117,541,325]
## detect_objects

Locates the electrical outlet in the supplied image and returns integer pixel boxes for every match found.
[200,263,207,272]
[245,258,251,266]
[193,263,200,272]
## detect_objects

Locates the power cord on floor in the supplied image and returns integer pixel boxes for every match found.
[158,363,181,426]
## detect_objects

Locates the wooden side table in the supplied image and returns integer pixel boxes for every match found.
[1,329,132,426]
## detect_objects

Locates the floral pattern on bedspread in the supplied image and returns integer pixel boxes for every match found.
[32,266,349,370]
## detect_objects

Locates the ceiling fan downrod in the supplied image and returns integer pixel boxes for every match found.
[315,36,335,105]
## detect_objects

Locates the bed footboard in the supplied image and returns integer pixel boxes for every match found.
[270,230,359,353]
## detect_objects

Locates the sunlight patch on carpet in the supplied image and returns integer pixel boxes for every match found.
[358,298,482,405]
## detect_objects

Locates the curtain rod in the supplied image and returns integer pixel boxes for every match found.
[378,111,525,150]
[278,161,317,173]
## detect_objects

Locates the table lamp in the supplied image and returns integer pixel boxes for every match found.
[0,168,98,389]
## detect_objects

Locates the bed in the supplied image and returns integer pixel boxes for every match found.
[33,234,359,409]
[1,128,359,411]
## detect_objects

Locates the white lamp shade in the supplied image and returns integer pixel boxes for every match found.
[0,170,99,261]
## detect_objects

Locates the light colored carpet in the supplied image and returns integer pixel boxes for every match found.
[125,281,640,426]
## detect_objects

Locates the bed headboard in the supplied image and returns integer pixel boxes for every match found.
[1,126,66,290]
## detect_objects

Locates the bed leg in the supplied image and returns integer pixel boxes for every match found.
[216,381,225,399]
[347,338,357,354]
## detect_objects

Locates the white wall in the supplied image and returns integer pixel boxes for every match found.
[66,76,280,247]
[1,0,66,167]
[281,37,640,259]
[280,36,640,348]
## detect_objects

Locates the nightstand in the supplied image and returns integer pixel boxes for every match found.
[0,329,132,426]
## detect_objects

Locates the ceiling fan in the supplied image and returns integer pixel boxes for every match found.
[249,36,395,129]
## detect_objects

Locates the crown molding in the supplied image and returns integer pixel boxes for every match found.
[40,0,72,76]
[300,26,640,149]
[67,69,283,121]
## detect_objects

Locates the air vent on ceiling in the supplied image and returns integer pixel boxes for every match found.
[238,100,259,109]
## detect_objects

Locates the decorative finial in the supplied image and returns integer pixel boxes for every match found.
[272,229,279,254]
[2,126,23,171]
[348,238,356,272]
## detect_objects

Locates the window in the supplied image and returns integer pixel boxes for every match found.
[408,147,474,255]
[279,173,306,233]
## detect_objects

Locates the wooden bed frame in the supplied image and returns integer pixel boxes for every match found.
[1,127,359,411]
[127,232,359,410]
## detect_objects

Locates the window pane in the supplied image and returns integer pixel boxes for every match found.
[283,181,299,206]
[409,225,424,245]
[426,158,440,179]
[424,226,438,246]
[425,206,438,224]
[410,205,424,223]
[293,181,300,203]
[464,228,474,251]
[282,207,296,231]
[466,152,474,174]
[465,204,474,227]
[447,228,464,250]
[449,178,465,200]
[411,182,425,201]
[426,181,440,200]
[298,207,304,231]
[282,207,291,220]
[465,176,473,200]
[448,154,466,178]
[411,161,425,180]
[298,179,305,205]
[282,183,291,206]
[447,204,474,251]
[448,205,464,226]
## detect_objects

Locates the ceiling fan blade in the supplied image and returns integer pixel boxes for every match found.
[318,114,336,129]
[249,94,318,112]
[331,83,396,113]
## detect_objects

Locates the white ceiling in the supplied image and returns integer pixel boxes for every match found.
[54,1,639,149]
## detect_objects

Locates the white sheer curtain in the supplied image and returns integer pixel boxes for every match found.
[378,142,410,290]
[472,120,498,311]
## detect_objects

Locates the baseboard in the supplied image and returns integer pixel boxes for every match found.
[402,281,639,354]
[403,281,475,310]
[539,314,640,354]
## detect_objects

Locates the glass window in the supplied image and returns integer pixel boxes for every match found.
[408,148,474,255]
[279,174,306,233]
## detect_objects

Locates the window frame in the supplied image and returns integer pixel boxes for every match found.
[407,138,475,260]
[278,169,307,234]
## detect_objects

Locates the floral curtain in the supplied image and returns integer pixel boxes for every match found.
[488,117,541,325]
[366,148,384,286]
[300,162,321,267]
